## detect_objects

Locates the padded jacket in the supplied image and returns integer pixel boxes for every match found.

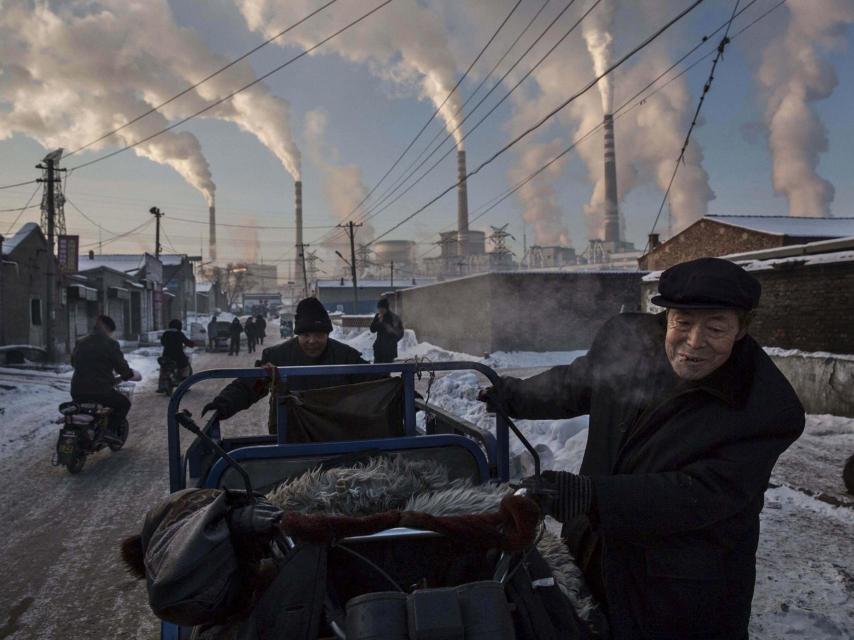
[70,331,134,397]
[500,312,804,640]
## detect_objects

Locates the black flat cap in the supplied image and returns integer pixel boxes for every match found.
[651,257,761,311]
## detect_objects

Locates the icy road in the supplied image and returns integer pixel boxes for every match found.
[0,328,852,639]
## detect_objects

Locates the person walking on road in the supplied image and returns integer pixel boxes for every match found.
[206,315,217,351]
[369,298,404,364]
[479,258,805,640]
[228,317,242,356]
[245,316,257,354]
[255,314,267,345]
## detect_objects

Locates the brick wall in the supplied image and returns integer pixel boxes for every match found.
[639,220,784,270]
[389,272,644,354]
[642,261,854,354]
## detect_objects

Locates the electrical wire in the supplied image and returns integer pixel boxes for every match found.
[4,185,42,235]
[80,218,154,249]
[66,197,120,235]
[0,203,40,213]
[64,0,340,158]
[368,0,707,246]
[646,0,743,246]
[0,179,39,190]
[67,0,396,173]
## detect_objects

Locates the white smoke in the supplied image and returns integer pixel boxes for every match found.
[304,109,375,250]
[581,0,617,114]
[508,138,571,247]
[756,0,854,217]
[234,0,466,149]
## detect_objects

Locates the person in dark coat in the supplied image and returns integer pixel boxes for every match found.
[255,314,267,345]
[228,317,242,356]
[158,319,194,392]
[369,298,404,364]
[206,315,218,351]
[71,315,141,432]
[245,317,257,354]
[481,258,805,640]
[204,297,371,433]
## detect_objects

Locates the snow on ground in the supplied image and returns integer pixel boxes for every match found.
[335,327,854,639]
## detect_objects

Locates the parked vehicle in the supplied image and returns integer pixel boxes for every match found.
[54,381,135,473]
[279,317,294,338]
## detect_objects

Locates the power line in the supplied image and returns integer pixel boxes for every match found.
[4,185,42,235]
[80,218,154,249]
[66,197,120,235]
[341,0,590,239]
[0,179,39,191]
[64,0,340,158]
[166,215,335,230]
[648,0,742,244]
[68,0,396,173]
[369,0,706,246]
[0,203,40,213]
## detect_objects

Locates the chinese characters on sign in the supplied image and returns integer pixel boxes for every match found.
[57,235,79,274]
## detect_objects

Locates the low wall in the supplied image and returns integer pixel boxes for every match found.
[769,351,854,418]
[389,271,644,354]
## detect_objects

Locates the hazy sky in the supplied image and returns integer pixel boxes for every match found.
[1,0,852,277]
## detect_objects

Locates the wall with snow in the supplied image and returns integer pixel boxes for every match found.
[389,272,643,354]
[768,351,854,418]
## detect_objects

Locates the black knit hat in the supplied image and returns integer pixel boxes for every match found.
[377,298,390,310]
[651,257,761,311]
[294,297,333,334]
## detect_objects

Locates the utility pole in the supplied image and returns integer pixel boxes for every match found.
[36,149,64,362]
[390,261,394,288]
[337,221,362,312]
[149,206,164,259]
[297,242,309,297]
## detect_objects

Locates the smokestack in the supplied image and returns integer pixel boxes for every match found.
[602,113,620,246]
[457,150,469,256]
[294,181,304,291]
[209,205,217,261]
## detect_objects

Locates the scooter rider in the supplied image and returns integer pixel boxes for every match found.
[158,319,195,392]
[71,315,141,433]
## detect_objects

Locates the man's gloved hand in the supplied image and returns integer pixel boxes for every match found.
[522,470,593,523]
[202,397,229,418]
[477,380,506,414]
[227,495,283,544]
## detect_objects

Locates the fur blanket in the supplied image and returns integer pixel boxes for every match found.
[266,455,602,626]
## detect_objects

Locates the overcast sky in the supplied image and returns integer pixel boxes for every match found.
[1,0,852,277]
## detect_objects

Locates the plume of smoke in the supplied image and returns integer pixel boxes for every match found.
[231,215,261,264]
[581,0,617,114]
[235,0,466,148]
[508,137,571,246]
[304,109,375,250]
[756,1,854,217]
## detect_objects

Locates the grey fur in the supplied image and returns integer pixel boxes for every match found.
[266,455,602,626]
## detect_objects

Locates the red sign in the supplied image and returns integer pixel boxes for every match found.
[57,235,79,273]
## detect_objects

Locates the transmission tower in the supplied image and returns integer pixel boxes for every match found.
[488,224,515,257]
[40,156,66,241]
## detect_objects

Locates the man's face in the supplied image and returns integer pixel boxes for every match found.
[377,306,386,317]
[665,308,746,381]
[297,331,329,358]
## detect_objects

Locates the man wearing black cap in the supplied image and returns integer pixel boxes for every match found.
[480,258,804,639]
[369,298,404,363]
[204,297,370,432]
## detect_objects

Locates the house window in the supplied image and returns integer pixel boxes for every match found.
[31,298,43,326]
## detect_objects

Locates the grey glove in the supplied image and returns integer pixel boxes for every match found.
[227,497,283,543]
[523,470,593,523]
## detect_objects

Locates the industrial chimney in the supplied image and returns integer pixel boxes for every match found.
[602,113,620,247]
[294,181,305,293]
[209,205,217,261]
[457,150,469,256]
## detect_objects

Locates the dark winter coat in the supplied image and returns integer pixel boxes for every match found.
[160,328,194,368]
[228,320,242,338]
[369,310,404,363]
[244,319,256,339]
[255,316,267,337]
[70,331,134,397]
[213,337,371,432]
[500,312,804,640]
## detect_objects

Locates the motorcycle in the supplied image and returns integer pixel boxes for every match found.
[157,356,192,397]
[53,381,135,474]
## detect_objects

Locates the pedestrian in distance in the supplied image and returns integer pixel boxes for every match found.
[206,315,217,351]
[369,298,404,364]
[480,257,805,640]
[228,317,242,356]
[245,316,257,354]
[255,314,267,345]
[158,319,194,392]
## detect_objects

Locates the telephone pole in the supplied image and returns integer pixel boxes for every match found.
[297,242,310,297]
[149,206,163,259]
[36,149,65,362]
[390,261,394,288]
[337,221,362,312]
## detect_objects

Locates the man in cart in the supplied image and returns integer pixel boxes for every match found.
[481,257,805,640]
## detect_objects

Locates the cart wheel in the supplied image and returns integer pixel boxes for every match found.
[66,452,86,474]
[109,419,129,451]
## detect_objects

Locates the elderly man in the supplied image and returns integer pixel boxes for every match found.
[481,258,804,640]
[203,297,370,433]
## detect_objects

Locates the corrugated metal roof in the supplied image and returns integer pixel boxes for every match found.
[707,215,854,237]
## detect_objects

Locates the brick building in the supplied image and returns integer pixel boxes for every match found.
[641,236,854,354]
[0,223,68,355]
[161,254,196,324]
[639,215,854,271]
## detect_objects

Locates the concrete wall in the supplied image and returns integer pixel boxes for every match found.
[389,271,644,354]
[769,353,854,418]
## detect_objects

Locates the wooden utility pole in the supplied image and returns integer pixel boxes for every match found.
[36,150,64,362]
[337,221,362,312]
[149,206,163,259]
[297,242,309,297]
